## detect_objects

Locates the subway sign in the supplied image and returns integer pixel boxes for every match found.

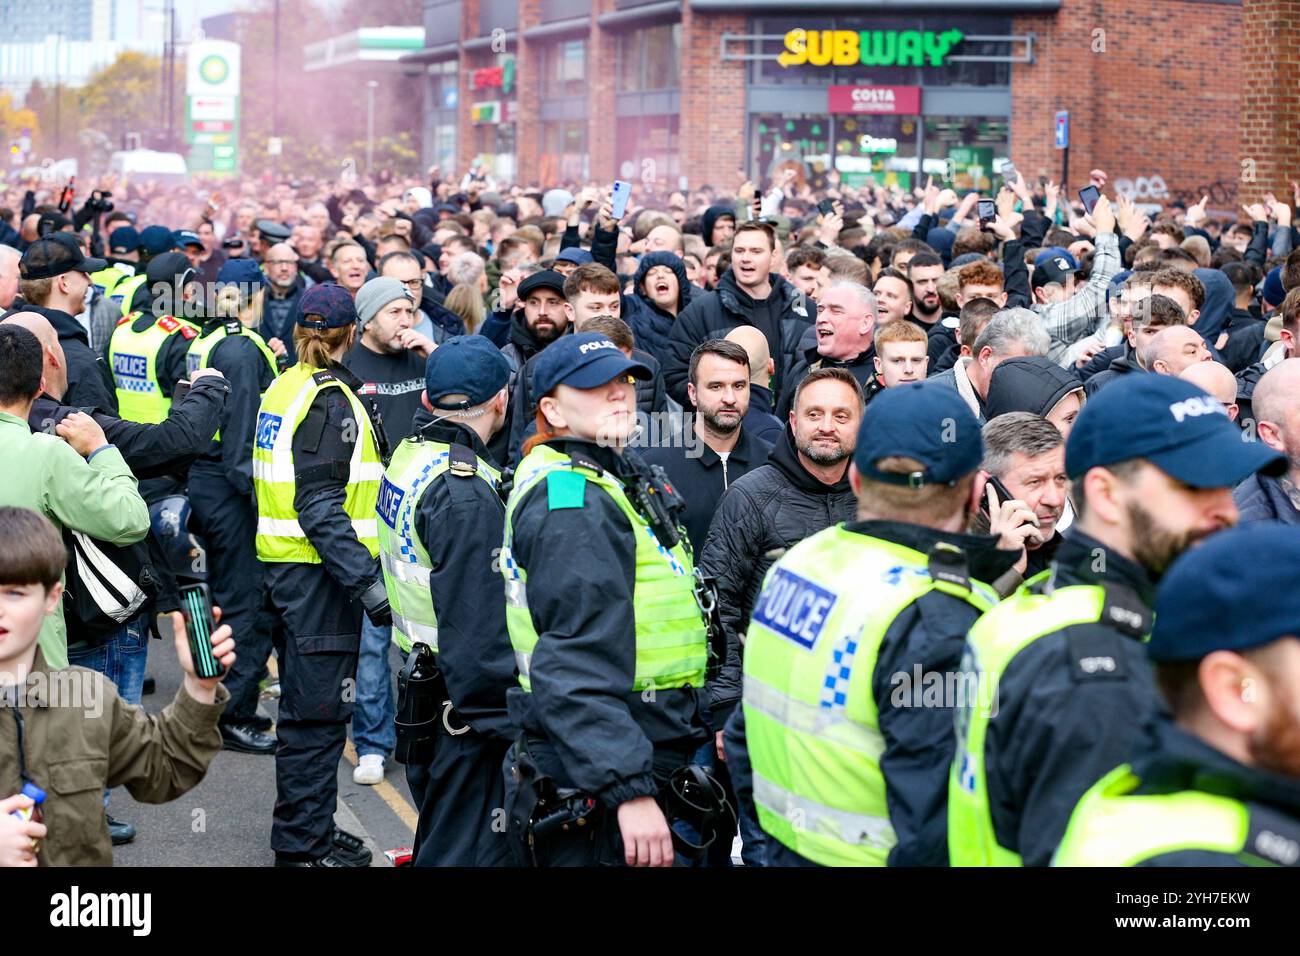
[779,29,964,68]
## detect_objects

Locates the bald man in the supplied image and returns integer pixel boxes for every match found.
[1234,358,1300,524]
[2,310,228,477]
[1142,325,1212,376]
[0,244,20,310]
[725,325,783,446]
[1181,360,1239,422]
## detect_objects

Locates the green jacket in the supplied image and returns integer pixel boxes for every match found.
[0,411,152,668]
[0,644,228,866]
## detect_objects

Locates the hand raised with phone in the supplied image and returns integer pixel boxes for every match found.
[984,481,1041,576]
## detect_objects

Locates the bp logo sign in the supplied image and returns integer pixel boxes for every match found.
[199,55,229,86]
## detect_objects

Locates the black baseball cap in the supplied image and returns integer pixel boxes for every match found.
[1065,374,1283,486]
[109,226,141,254]
[532,332,651,397]
[173,229,203,249]
[255,219,292,243]
[517,270,567,302]
[19,233,106,280]
[854,383,984,487]
[297,283,357,329]
[424,336,512,410]
[1030,252,1076,290]
[1149,524,1300,662]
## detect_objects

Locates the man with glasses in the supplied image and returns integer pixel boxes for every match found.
[380,249,460,342]
[261,242,308,354]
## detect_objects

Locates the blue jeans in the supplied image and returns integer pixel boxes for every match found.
[67,615,150,706]
[67,615,150,808]
[352,612,396,759]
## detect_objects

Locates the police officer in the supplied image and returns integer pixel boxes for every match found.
[733,384,1020,866]
[378,336,517,866]
[187,257,281,755]
[499,332,714,867]
[106,252,202,424]
[254,283,392,867]
[1052,524,1300,866]
[948,375,1284,867]
[116,224,177,317]
[90,225,141,313]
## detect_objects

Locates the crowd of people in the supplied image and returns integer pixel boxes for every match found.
[2,155,1300,868]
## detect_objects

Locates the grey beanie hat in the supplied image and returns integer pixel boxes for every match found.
[355,276,413,331]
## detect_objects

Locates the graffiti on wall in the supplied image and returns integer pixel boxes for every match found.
[1113,174,1238,207]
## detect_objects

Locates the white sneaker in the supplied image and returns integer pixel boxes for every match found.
[353,754,385,785]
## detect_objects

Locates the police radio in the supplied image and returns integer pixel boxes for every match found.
[628,462,686,551]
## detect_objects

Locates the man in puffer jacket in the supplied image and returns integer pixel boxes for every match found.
[663,222,812,412]
[623,250,691,367]
[698,368,864,865]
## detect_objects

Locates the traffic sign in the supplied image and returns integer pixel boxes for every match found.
[1054,111,1069,150]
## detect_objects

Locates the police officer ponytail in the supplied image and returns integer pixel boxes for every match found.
[293,322,353,369]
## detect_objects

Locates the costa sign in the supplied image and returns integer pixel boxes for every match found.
[828,86,922,114]
[779,29,963,68]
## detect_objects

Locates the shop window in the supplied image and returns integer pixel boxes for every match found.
[923,116,1009,191]
[617,114,681,186]
[541,39,586,98]
[617,23,680,92]
[541,120,588,184]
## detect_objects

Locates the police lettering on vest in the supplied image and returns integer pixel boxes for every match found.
[743,526,995,867]
[377,437,501,654]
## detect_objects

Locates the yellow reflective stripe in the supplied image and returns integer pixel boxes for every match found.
[753,773,896,849]
[514,649,532,679]
[504,578,527,608]
[744,674,886,759]
[393,615,439,651]
[258,516,377,539]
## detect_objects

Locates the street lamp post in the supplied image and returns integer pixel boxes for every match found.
[366,80,378,174]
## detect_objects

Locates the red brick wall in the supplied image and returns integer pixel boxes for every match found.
[587,0,619,185]
[515,0,543,184]
[1013,0,1242,210]
[1240,0,1300,203]
[679,9,747,189]
[455,0,480,176]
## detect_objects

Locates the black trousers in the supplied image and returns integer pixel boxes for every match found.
[266,562,361,860]
[406,724,514,867]
[188,463,273,723]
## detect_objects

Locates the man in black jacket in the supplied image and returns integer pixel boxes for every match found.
[12,234,117,414]
[642,339,771,556]
[664,221,811,412]
[389,338,518,866]
[1234,358,1300,524]
[1052,524,1300,867]
[948,373,1283,866]
[699,366,863,864]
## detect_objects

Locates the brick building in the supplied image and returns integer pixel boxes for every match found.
[402,0,1246,206]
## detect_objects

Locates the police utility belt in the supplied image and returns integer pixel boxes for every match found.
[509,735,734,866]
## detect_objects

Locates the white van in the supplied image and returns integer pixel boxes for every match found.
[109,150,189,185]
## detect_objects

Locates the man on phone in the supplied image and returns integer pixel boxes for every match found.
[972,412,1068,597]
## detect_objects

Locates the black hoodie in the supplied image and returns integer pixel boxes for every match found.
[18,303,119,414]
[984,355,1084,421]
[698,424,857,727]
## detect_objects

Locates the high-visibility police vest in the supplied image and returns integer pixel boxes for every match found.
[252,362,383,564]
[948,577,1124,866]
[107,313,200,424]
[186,320,279,442]
[377,435,500,654]
[743,525,997,867]
[116,273,148,317]
[1049,764,1300,866]
[90,263,134,307]
[500,443,707,694]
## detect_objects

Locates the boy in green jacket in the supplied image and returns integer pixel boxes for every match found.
[0,506,236,866]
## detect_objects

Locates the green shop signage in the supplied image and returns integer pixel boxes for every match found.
[779,29,964,68]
